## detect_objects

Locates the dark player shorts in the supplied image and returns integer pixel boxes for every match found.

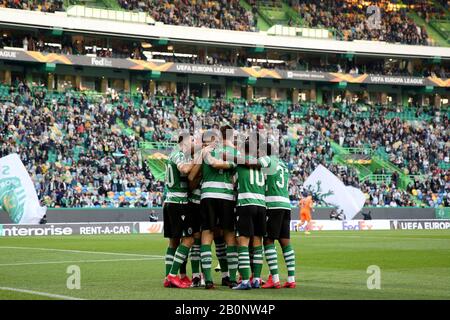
[236,205,267,238]
[163,202,195,239]
[265,208,291,240]
[200,198,236,232]
[189,202,202,234]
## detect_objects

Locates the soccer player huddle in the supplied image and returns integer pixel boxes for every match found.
[163,125,296,290]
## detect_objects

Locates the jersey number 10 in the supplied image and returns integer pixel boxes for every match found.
[249,168,265,186]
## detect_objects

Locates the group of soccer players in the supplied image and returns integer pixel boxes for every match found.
[162,125,296,290]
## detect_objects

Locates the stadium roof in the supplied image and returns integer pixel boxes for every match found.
[0,8,449,60]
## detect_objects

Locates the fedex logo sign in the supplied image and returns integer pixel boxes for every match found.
[290,220,325,231]
[342,221,374,231]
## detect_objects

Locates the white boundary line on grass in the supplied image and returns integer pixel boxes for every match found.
[0,246,164,258]
[293,235,450,241]
[0,257,162,267]
[0,287,85,300]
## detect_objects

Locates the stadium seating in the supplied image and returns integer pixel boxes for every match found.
[0,81,448,209]
[2,0,449,46]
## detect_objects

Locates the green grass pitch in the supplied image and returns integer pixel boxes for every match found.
[0,230,449,300]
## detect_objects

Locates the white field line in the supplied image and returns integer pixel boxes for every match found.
[0,257,162,267]
[0,246,164,258]
[291,234,450,241]
[0,287,84,300]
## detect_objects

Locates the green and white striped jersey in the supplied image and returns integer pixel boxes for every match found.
[189,188,201,205]
[164,149,189,204]
[258,155,291,210]
[236,157,266,207]
[201,145,237,201]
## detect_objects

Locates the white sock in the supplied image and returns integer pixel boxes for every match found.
[192,273,200,279]
[254,277,261,283]
[200,273,205,285]
[241,279,249,285]
[222,271,230,278]
[273,274,280,283]
[287,276,295,283]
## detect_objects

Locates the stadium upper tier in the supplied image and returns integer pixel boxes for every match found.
[0,83,448,208]
[1,0,449,47]
[0,7,449,63]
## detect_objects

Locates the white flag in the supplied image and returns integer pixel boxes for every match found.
[303,165,366,220]
[0,153,47,224]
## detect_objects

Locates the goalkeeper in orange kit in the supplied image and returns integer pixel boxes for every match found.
[297,192,313,235]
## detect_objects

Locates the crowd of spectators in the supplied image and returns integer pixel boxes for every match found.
[1,81,448,209]
[404,0,448,22]
[289,0,430,45]
[0,33,147,60]
[118,0,256,31]
[1,0,447,48]
[0,0,64,12]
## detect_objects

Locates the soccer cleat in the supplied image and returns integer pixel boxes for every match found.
[163,278,171,288]
[221,276,232,287]
[232,281,252,290]
[205,281,215,290]
[167,274,189,288]
[283,281,296,289]
[229,281,238,289]
[251,279,261,289]
[191,277,201,288]
[262,276,281,289]
[180,276,192,287]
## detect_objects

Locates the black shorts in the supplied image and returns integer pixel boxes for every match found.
[163,202,194,239]
[265,209,291,240]
[189,202,202,234]
[236,205,266,238]
[200,198,236,232]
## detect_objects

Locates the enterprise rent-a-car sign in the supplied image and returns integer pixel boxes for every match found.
[0,222,140,237]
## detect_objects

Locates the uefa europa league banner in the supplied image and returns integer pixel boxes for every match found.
[0,153,46,224]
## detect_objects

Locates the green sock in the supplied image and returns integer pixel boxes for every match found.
[165,247,176,277]
[238,246,251,281]
[214,237,228,276]
[264,244,279,279]
[169,244,190,276]
[190,238,201,276]
[201,244,213,282]
[282,244,296,282]
[252,245,263,279]
[226,245,238,282]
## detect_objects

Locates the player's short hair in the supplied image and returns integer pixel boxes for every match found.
[202,129,218,144]
[177,131,191,144]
